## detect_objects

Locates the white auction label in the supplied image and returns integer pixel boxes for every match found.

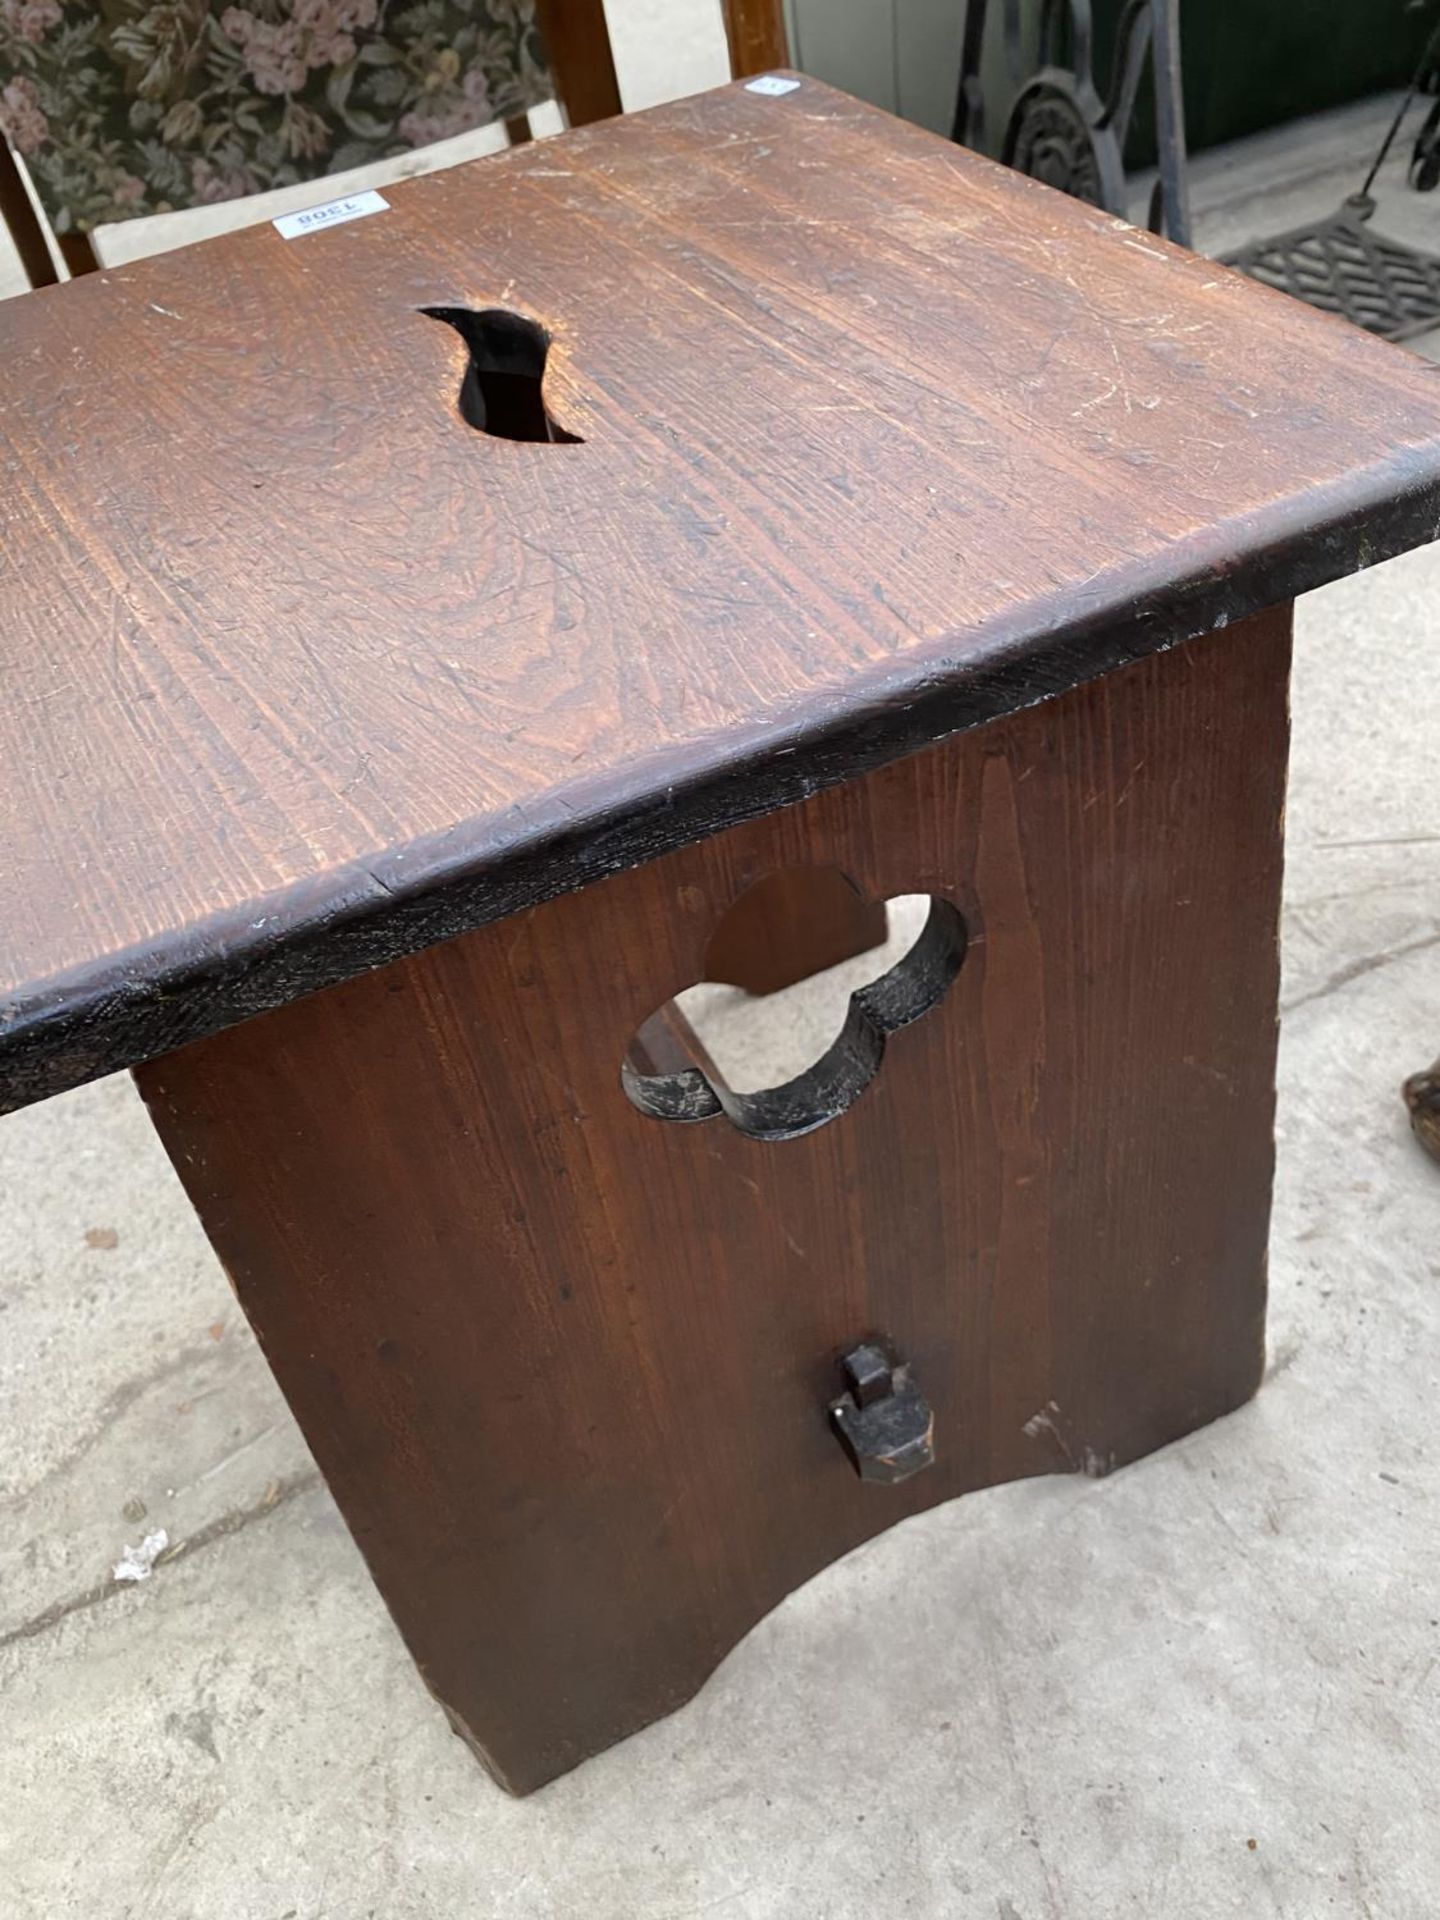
[745,75,801,96]
[273,190,389,240]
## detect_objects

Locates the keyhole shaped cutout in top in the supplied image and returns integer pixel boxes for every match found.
[622,869,967,1143]
[422,306,582,444]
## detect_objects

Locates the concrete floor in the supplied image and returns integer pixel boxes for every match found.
[6,41,1440,1920]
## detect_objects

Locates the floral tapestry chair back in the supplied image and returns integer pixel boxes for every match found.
[0,0,552,235]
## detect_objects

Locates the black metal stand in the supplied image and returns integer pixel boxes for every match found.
[952,0,1190,246]
[953,0,1440,342]
[1223,199,1440,341]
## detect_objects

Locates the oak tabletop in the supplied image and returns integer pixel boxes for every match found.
[5,76,1440,1110]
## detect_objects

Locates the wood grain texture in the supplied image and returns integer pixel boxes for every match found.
[2,80,1436,1110]
[699,864,887,993]
[532,0,622,125]
[720,0,790,76]
[136,610,1291,1792]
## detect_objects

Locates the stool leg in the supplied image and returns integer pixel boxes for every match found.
[701,864,889,994]
[135,607,1290,1793]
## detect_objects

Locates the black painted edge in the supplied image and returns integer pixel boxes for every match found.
[3,446,1438,1115]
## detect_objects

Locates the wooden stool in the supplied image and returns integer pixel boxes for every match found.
[5,79,1440,1795]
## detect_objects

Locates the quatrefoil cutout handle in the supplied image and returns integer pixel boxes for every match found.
[621,872,966,1144]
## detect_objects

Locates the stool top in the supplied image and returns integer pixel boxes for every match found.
[5,77,1440,1111]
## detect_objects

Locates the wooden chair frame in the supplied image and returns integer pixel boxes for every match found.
[1,0,787,291]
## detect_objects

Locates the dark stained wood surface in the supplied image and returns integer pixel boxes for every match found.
[136,611,1291,1791]
[699,864,887,993]
[55,230,100,278]
[531,0,622,127]
[720,0,790,77]
[0,136,59,290]
[2,80,1438,1109]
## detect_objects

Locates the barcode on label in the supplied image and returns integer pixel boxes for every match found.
[273,191,389,240]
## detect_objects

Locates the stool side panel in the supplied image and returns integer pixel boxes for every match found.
[134,608,1290,1791]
